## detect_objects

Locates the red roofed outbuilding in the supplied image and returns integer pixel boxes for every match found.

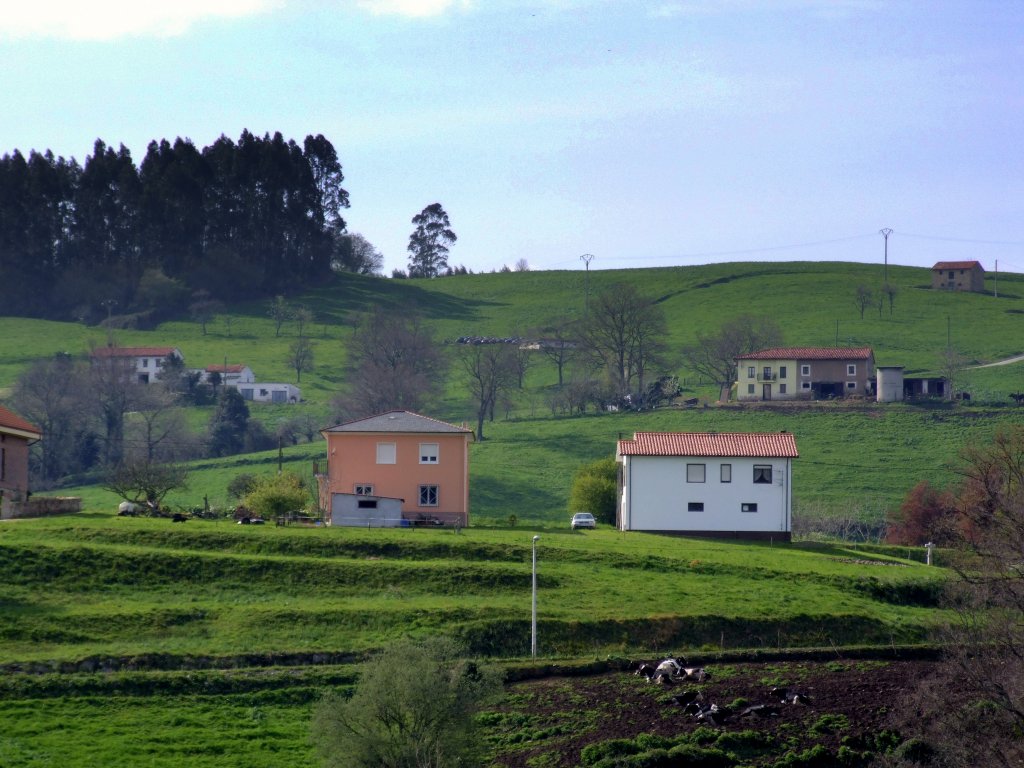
[0,404,42,501]
[616,431,798,540]
[735,347,874,401]
[932,261,985,292]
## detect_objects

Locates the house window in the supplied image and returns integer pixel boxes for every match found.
[259,389,269,396]
[847,364,856,376]
[847,381,856,389]
[948,271,954,279]
[763,366,772,380]
[747,366,755,378]
[747,384,755,394]
[419,485,438,506]
[801,382,811,390]
[741,502,758,513]
[753,465,773,484]
[357,499,378,509]
[779,384,787,394]
[355,485,374,496]
[376,442,397,464]
[141,358,149,368]
[779,366,787,378]
[801,365,810,376]
[688,502,704,512]
[419,443,439,464]
[720,464,732,483]
[686,464,705,483]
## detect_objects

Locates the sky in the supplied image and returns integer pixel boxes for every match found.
[2,0,1022,277]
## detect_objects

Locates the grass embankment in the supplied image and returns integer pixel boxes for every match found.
[0,516,947,767]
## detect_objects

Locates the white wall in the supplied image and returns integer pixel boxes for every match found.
[620,455,791,533]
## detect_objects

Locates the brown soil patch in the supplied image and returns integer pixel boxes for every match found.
[488,659,937,766]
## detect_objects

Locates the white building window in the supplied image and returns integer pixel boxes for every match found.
[741,502,758,513]
[419,485,438,506]
[847,364,856,376]
[720,464,731,483]
[753,465,773,484]
[801,365,810,376]
[847,381,856,389]
[747,384,755,394]
[376,442,396,464]
[142,358,149,368]
[779,384,787,394]
[355,484,374,496]
[687,502,704,512]
[747,366,755,378]
[686,464,705,483]
[419,443,439,464]
[801,382,811,390]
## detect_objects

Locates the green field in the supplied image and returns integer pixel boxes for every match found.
[0,515,945,766]
[0,261,1017,765]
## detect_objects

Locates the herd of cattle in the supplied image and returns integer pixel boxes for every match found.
[633,658,812,726]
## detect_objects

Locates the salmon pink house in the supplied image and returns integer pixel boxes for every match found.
[318,411,473,527]
[617,431,799,540]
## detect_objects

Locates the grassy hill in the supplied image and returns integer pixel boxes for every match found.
[3,260,1024,523]
[0,515,945,766]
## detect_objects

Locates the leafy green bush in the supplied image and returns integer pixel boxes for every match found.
[226,473,258,500]
[568,457,618,525]
[242,472,309,518]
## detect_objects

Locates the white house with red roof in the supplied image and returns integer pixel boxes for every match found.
[735,347,874,401]
[932,260,985,292]
[90,346,183,385]
[202,364,255,387]
[617,431,798,540]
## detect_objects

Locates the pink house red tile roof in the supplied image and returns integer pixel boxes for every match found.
[932,261,983,271]
[0,404,42,441]
[736,347,873,361]
[323,410,473,435]
[618,432,798,458]
[91,346,180,358]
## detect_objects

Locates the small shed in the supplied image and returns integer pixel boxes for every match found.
[932,261,985,292]
[876,366,905,402]
[329,493,405,527]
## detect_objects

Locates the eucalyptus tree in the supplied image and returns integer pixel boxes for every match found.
[407,203,456,278]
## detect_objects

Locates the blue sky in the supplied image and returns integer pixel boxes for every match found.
[2,1,1022,276]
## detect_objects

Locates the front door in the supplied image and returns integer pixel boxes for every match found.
[762,383,772,401]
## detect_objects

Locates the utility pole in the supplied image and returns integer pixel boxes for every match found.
[580,254,594,320]
[531,535,540,659]
[879,228,893,284]
[995,260,998,299]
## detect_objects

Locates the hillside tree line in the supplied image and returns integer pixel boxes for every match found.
[0,131,353,320]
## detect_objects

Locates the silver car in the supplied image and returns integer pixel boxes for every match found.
[571,512,596,530]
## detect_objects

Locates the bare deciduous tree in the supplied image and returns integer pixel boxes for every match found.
[461,344,517,440]
[584,284,668,400]
[535,319,580,388]
[854,284,873,319]
[287,336,316,382]
[938,347,967,401]
[336,308,446,419]
[269,295,291,337]
[104,457,188,513]
[12,355,84,483]
[682,314,783,402]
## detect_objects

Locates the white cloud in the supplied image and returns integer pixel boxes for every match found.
[355,0,474,17]
[0,0,282,41]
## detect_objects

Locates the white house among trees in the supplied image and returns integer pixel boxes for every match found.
[616,431,799,540]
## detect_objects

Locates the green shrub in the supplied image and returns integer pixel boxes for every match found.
[227,473,258,500]
[242,472,309,518]
[568,457,618,525]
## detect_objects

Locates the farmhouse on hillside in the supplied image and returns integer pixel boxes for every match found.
[196,364,301,404]
[617,431,798,540]
[735,347,875,401]
[90,346,183,384]
[931,260,985,292]
[317,411,473,527]
[0,404,42,504]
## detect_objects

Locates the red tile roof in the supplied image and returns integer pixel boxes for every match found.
[736,347,873,361]
[0,404,42,440]
[91,346,179,358]
[618,432,798,458]
[206,364,247,373]
[933,261,983,271]
[323,410,474,435]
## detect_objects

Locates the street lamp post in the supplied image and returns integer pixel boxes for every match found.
[531,535,540,659]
